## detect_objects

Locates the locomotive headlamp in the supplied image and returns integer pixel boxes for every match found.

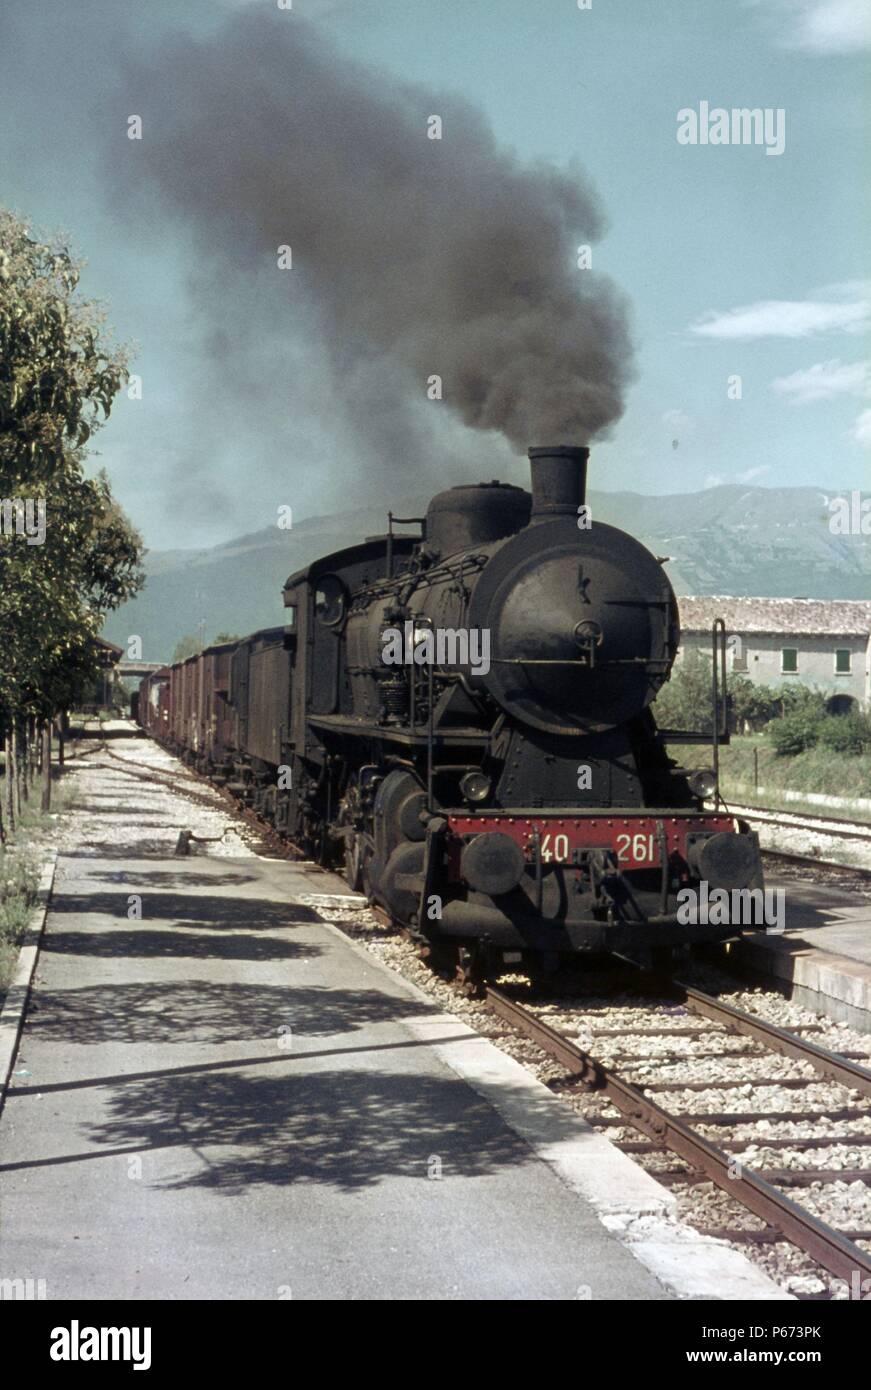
[460,770,491,804]
[688,769,717,800]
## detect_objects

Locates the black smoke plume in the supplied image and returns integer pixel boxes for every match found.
[108,11,632,457]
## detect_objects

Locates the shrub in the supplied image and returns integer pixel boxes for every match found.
[652,649,714,733]
[777,685,828,718]
[0,850,40,904]
[817,710,871,755]
[728,676,780,731]
[768,707,823,756]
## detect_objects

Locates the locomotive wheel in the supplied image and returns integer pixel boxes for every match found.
[343,833,363,892]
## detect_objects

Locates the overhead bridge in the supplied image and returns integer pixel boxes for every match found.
[117,660,168,679]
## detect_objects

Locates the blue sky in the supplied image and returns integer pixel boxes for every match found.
[0,0,868,548]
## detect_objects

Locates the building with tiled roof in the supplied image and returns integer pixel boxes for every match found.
[677,597,871,707]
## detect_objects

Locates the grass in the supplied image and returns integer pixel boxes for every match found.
[0,769,71,1001]
[669,733,871,812]
[0,841,41,998]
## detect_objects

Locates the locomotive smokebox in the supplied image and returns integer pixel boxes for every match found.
[528,445,589,523]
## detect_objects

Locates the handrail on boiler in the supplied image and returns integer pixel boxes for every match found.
[711,618,727,810]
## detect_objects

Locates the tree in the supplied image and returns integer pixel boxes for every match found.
[817,710,871,755]
[213,632,241,645]
[651,648,714,733]
[654,654,823,740]
[727,676,779,733]
[0,210,144,823]
[777,684,827,719]
[768,706,823,756]
[172,634,204,664]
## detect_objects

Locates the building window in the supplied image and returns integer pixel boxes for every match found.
[835,648,852,674]
[781,648,798,673]
[730,646,747,672]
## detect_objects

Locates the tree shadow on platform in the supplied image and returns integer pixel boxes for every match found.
[41,929,321,963]
[61,845,252,861]
[94,870,260,889]
[24,979,431,1045]
[68,841,196,858]
[47,891,320,929]
[84,1062,561,1194]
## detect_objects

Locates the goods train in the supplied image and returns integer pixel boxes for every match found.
[139,446,763,985]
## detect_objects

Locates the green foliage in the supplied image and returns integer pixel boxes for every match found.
[651,648,714,732]
[727,676,780,730]
[777,685,828,718]
[673,733,871,805]
[172,634,204,663]
[654,649,841,748]
[0,209,144,729]
[768,706,823,756]
[0,220,125,477]
[0,842,42,995]
[764,687,832,756]
[0,845,40,905]
[817,710,871,755]
[213,632,241,646]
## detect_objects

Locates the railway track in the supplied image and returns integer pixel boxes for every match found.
[483,972,871,1294]
[731,801,871,840]
[721,800,871,871]
[70,739,308,862]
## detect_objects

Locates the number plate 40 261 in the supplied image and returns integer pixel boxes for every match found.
[526,829,660,867]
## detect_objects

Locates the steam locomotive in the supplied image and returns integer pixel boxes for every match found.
[139,446,762,984]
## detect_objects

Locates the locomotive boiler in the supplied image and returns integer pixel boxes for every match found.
[142,445,763,986]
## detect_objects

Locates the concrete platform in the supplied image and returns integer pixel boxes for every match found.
[0,850,783,1301]
[734,875,871,1032]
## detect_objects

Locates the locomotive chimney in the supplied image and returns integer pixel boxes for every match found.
[528,446,590,523]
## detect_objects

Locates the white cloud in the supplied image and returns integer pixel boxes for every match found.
[770,359,871,444]
[787,0,871,52]
[704,465,771,488]
[852,409,871,447]
[772,358,871,402]
[228,0,349,8]
[738,465,772,482]
[662,409,694,434]
[818,278,871,298]
[690,291,870,340]
[748,1,871,53]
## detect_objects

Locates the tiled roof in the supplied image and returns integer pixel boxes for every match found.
[91,635,124,660]
[679,596,871,637]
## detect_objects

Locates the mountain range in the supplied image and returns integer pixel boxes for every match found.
[101,483,871,663]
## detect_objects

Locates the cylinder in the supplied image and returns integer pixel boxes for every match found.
[528,445,589,523]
